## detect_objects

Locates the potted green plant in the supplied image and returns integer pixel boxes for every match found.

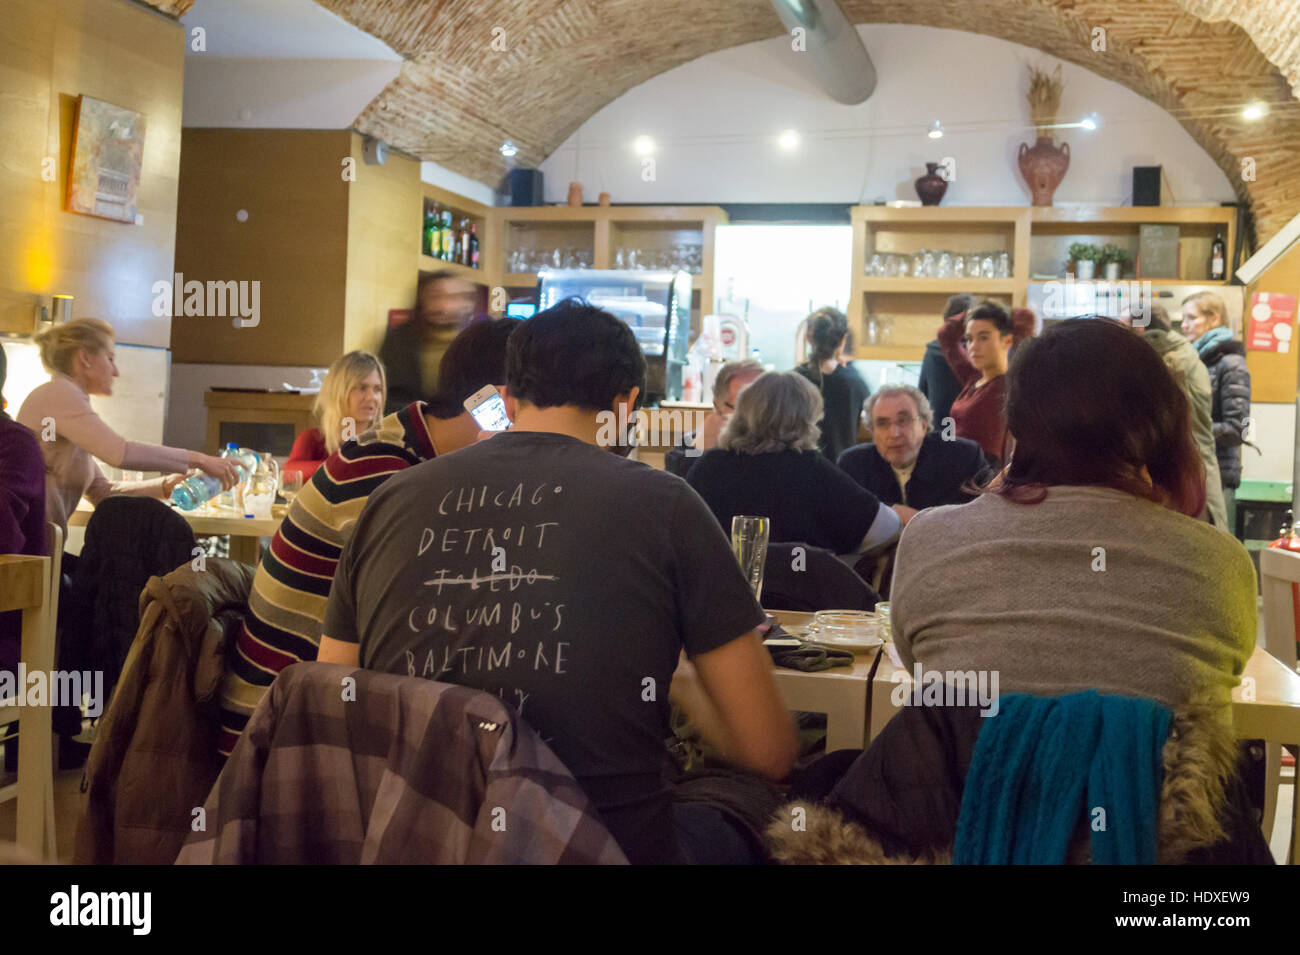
[1099,243,1131,280]
[1068,242,1101,280]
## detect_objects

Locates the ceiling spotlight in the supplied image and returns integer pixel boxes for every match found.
[778,129,800,150]
[1242,101,1267,121]
[927,120,944,140]
[633,135,656,156]
[1080,113,1100,130]
[500,140,518,158]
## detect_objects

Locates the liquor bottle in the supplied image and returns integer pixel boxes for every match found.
[440,210,454,262]
[423,204,436,257]
[1211,231,1226,281]
[459,219,471,266]
[469,223,480,269]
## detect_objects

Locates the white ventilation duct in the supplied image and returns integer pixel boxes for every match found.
[768,0,876,105]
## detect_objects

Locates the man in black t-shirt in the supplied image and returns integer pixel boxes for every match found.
[320,299,797,865]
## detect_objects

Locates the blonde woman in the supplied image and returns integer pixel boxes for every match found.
[1183,291,1251,529]
[16,318,238,533]
[284,351,386,480]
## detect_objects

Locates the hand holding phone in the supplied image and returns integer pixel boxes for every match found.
[463,385,512,432]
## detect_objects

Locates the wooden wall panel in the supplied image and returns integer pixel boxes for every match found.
[170,129,351,366]
[0,0,184,347]
[1246,243,1300,404]
[343,132,420,356]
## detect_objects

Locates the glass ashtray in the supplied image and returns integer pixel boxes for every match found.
[807,610,882,649]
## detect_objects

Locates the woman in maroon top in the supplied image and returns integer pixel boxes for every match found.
[937,302,1034,467]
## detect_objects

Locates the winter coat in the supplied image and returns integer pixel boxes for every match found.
[177,662,629,864]
[64,497,196,693]
[768,699,1272,865]
[1143,328,1228,527]
[1199,337,1251,489]
[75,558,254,864]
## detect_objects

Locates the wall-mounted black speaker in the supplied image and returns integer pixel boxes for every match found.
[1133,166,1161,207]
[498,168,544,207]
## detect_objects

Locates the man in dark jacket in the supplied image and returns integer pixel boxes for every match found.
[1183,293,1252,532]
[915,293,974,429]
[838,384,988,517]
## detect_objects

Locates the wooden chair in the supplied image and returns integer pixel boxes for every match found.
[0,523,62,859]
[1257,545,1300,851]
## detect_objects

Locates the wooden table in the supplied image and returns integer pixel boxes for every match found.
[69,502,283,565]
[769,608,1300,861]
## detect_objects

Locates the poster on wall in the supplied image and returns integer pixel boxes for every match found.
[1247,291,1297,353]
[66,95,147,224]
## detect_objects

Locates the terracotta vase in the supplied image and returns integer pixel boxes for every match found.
[1017,135,1070,206]
[914,163,948,206]
[567,181,584,207]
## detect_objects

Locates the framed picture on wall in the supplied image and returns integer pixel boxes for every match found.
[66,95,147,224]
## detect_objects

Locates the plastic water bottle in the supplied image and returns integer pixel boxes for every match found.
[214,444,258,507]
[171,473,225,511]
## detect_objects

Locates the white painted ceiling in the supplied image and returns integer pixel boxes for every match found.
[179,0,400,60]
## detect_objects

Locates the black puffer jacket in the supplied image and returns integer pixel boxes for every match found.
[65,497,196,695]
[1200,338,1251,488]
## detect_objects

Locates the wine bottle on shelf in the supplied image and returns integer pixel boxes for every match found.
[1210,231,1226,281]
[440,210,454,262]
[469,223,480,269]
[459,219,471,266]
[423,204,436,257]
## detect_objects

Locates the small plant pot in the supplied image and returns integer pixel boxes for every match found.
[1103,261,1122,281]
[1075,260,1096,280]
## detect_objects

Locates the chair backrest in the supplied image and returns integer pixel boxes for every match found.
[1259,546,1300,669]
[762,542,878,612]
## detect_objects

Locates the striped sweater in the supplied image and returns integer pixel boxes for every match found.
[217,403,437,755]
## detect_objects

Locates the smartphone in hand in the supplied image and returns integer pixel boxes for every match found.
[463,385,512,432]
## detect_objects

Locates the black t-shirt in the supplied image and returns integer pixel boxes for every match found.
[795,362,871,461]
[685,448,883,555]
[323,431,766,864]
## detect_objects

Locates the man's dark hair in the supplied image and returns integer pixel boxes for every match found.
[425,317,522,419]
[943,293,976,320]
[506,298,646,411]
[413,270,466,325]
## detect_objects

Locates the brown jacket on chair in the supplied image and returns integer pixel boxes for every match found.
[74,559,254,865]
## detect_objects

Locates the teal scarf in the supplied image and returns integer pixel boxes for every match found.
[953,692,1171,864]
[1194,325,1233,357]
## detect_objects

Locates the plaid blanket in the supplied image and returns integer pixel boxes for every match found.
[176,663,628,864]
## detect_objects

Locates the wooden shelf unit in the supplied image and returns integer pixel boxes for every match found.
[849,206,1030,362]
[420,182,493,283]
[848,205,1238,362]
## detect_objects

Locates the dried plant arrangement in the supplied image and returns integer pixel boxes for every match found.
[1027,63,1063,135]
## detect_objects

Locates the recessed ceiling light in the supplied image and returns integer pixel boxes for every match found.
[778,129,800,150]
[1080,113,1100,130]
[927,121,944,140]
[633,135,655,156]
[1242,101,1267,121]
[500,140,518,158]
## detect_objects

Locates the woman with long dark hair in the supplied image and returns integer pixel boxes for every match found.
[794,307,870,461]
[891,318,1255,708]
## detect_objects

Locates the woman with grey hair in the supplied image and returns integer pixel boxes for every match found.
[686,371,901,555]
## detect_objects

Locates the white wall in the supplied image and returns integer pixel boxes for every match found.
[165,362,323,452]
[540,24,1235,207]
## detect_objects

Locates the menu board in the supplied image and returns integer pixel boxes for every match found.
[1247,292,1297,353]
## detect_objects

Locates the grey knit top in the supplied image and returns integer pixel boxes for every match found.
[891,486,1257,707]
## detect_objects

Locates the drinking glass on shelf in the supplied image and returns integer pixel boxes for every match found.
[966,254,982,277]
[279,468,303,505]
[627,249,641,270]
[577,249,592,269]
[922,250,936,278]
[937,252,953,278]
[884,254,899,277]
[953,254,966,278]
[897,257,910,277]
[879,315,894,346]
[614,247,627,269]
[868,253,884,276]
[911,251,925,277]
[981,254,996,278]
[997,252,1011,278]
[730,515,770,602]
[688,245,703,274]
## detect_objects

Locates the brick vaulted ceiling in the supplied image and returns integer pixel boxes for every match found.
[147,0,1300,242]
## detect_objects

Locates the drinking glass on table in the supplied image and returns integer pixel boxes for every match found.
[730,515,770,602]
[279,468,303,505]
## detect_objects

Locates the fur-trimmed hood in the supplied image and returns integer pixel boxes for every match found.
[768,701,1244,865]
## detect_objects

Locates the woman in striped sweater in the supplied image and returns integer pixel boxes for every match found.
[217,318,520,754]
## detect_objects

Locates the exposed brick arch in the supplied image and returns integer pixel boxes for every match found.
[142,0,1300,241]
